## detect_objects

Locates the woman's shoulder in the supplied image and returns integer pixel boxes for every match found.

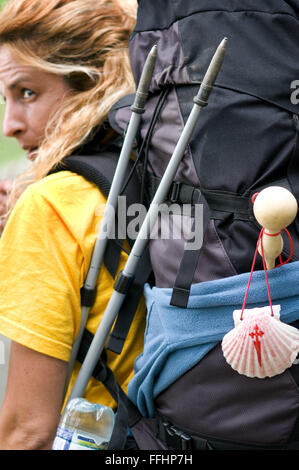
[23,170,106,208]
[14,170,107,240]
[3,169,109,259]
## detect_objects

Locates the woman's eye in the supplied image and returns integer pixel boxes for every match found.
[22,89,35,99]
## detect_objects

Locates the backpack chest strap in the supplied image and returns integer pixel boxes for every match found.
[146,172,253,220]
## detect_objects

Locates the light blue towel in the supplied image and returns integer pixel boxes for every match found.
[127,261,299,418]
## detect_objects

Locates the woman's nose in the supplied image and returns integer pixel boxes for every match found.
[2,102,26,138]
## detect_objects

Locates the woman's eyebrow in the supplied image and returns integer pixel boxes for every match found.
[8,75,33,90]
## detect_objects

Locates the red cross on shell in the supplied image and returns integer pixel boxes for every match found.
[249,323,264,367]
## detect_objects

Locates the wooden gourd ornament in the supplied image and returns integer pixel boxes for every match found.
[253,186,298,269]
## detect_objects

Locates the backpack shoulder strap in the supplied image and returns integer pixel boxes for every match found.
[52,146,136,277]
[52,146,152,354]
[52,150,117,278]
[60,151,117,198]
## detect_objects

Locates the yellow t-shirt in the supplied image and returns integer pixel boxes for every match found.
[0,171,146,409]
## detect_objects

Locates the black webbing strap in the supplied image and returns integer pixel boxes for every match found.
[76,328,107,368]
[106,245,152,354]
[76,331,141,450]
[94,363,141,450]
[170,190,211,308]
[156,414,299,450]
[146,173,251,219]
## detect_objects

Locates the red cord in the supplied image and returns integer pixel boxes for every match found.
[276,228,293,268]
[240,227,294,320]
[251,193,259,204]
[259,229,274,317]
[263,230,281,237]
[240,228,274,320]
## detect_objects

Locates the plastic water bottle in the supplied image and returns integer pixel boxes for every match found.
[52,398,115,450]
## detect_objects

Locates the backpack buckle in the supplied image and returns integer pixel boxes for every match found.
[169,181,182,203]
[162,421,192,450]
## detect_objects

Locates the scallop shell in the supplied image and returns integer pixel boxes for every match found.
[221,305,299,378]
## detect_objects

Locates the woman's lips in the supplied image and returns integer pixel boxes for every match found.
[23,147,38,161]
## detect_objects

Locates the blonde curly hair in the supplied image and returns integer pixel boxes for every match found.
[0,0,137,210]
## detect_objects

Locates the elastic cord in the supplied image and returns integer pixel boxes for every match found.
[240,228,274,320]
[276,228,293,268]
[263,230,281,237]
[240,226,294,319]
[262,228,294,267]
[251,192,259,204]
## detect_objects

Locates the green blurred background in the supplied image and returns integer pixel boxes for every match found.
[0,0,26,177]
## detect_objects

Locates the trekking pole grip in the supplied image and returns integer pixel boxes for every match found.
[131,45,157,114]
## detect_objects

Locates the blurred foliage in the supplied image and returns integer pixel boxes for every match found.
[0,106,26,166]
[0,0,26,170]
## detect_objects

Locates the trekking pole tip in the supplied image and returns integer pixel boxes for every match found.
[218,37,228,53]
[150,44,158,54]
[193,37,228,108]
[220,37,228,46]
[131,44,158,114]
[205,36,228,83]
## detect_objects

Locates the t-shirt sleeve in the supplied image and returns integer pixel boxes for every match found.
[0,185,84,362]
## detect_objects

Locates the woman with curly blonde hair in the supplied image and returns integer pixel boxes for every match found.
[0,0,145,450]
[2,0,136,204]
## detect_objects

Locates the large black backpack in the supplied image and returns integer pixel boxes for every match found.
[126,0,299,298]
[108,0,299,451]
[56,1,299,449]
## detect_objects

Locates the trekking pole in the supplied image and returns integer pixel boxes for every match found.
[69,37,228,401]
[64,45,157,395]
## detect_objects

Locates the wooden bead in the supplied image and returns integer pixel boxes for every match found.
[253,186,297,269]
